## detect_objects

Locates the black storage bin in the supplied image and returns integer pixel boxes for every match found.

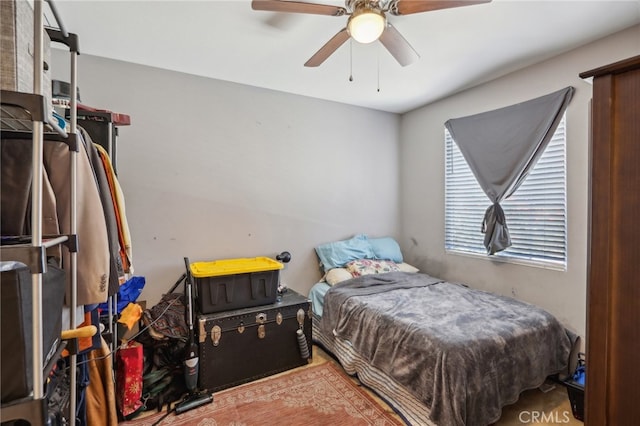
[564,379,584,421]
[1,261,66,403]
[191,257,282,314]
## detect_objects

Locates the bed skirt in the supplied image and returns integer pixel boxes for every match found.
[312,313,434,426]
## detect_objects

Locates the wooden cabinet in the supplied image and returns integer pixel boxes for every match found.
[580,55,640,425]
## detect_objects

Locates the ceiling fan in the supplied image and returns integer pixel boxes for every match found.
[252,0,491,67]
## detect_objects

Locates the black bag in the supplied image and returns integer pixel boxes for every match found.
[1,260,66,403]
[141,366,185,412]
[124,292,190,418]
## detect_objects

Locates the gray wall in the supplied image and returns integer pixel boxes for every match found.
[51,53,401,306]
[399,24,640,345]
[52,24,639,343]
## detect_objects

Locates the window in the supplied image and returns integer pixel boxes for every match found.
[444,115,567,269]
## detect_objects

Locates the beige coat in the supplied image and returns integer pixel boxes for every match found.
[43,137,110,305]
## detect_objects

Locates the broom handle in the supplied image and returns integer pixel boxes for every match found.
[183,257,194,331]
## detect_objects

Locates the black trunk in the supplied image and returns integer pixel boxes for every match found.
[197,290,312,392]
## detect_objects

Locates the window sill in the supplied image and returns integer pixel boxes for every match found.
[445,248,567,272]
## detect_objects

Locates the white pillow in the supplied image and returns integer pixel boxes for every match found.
[397,262,420,273]
[325,268,354,286]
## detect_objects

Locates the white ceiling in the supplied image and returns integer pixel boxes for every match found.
[49,0,640,113]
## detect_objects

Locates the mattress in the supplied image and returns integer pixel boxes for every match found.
[310,272,573,426]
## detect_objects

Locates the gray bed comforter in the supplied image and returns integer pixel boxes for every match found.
[320,272,573,426]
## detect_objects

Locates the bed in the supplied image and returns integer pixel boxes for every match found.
[309,235,574,426]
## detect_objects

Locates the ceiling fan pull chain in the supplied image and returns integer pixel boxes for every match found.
[349,39,354,82]
[377,43,381,92]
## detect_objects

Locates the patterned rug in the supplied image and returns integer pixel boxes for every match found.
[120,362,403,425]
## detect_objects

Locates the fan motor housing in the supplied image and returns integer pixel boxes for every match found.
[347,0,382,12]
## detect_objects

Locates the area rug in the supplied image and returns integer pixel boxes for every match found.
[120,362,403,425]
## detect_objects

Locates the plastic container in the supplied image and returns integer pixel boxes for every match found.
[191,257,283,314]
[564,379,584,421]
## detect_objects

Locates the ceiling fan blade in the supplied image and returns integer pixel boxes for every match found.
[378,24,419,67]
[252,0,347,16]
[263,13,298,30]
[388,0,491,16]
[304,28,350,67]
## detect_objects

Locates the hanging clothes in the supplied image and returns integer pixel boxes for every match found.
[1,139,62,260]
[85,337,118,426]
[2,127,133,306]
[80,127,126,294]
[95,143,133,274]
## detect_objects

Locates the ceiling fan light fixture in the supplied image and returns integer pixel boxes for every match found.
[347,8,386,44]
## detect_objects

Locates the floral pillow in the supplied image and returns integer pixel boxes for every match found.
[345,259,400,277]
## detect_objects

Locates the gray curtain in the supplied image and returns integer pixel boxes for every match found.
[444,86,574,255]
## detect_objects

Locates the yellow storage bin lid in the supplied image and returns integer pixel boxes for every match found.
[190,257,283,278]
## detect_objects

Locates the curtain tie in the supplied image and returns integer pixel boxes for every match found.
[482,203,511,254]
[481,202,506,233]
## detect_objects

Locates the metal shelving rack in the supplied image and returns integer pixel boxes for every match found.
[0,1,81,424]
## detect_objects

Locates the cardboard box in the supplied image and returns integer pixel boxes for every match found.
[1,0,51,99]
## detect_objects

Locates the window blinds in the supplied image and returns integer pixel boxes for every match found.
[444,116,567,268]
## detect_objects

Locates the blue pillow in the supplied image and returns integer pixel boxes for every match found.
[315,234,374,271]
[369,237,403,263]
